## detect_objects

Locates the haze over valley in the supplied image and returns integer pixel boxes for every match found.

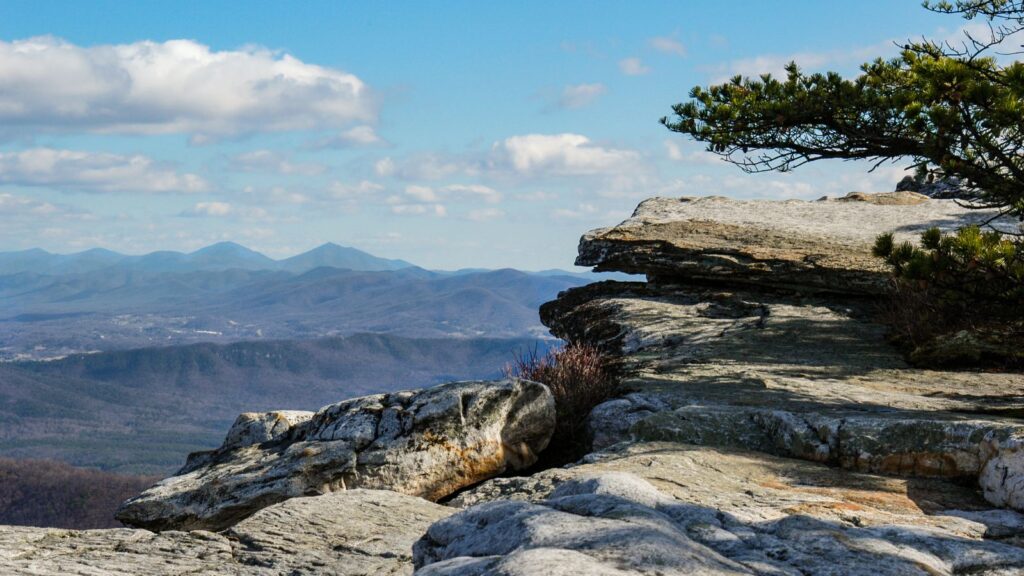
[0,241,615,478]
[0,242,610,362]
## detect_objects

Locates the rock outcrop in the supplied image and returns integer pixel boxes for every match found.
[896,174,977,199]
[117,379,555,532]
[419,442,1024,575]
[6,192,1024,575]
[577,195,1016,294]
[0,489,451,575]
[543,194,1024,514]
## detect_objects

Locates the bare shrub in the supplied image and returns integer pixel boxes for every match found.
[504,342,617,464]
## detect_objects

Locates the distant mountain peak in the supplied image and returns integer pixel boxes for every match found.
[191,241,262,255]
[0,241,415,276]
[279,243,413,273]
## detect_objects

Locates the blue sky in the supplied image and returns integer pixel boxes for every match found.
[0,1,965,269]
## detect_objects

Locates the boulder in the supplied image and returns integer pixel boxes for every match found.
[896,174,977,200]
[0,489,451,575]
[419,442,1024,575]
[577,195,1014,294]
[117,379,555,532]
[895,175,920,192]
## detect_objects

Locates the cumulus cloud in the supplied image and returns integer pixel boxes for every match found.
[709,38,898,82]
[405,184,439,202]
[328,179,384,199]
[228,150,326,175]
[493,133,641,176]
[0,148,208,193]
[180,201,232,217]
[618,57,650,76]
[650,36,686,57]
[388,198,447,217]
[307,125,385,149]
[467,207,505,221]
[374,153,474,181]
[552,203,599,220]
[383,183,502,218]
[374,157,396,177]
[0,192,88,219]
[0,36,375,137]
[179,201,274,219]
[558,83,606,109]
[442,184,501,203]
[663,139,721,165]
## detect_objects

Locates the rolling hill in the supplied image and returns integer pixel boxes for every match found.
[0,333,551,474]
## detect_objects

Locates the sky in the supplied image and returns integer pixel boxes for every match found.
[0,1,970,269]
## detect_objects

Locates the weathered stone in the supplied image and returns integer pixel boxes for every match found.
[576,195,1016,294]
[226,489,452,575]
[896,174,978,200]
[0,489,451,575]
[427,442,1024,575]
[836,190,930,205]
[117,379,555,531]
[222,410,314,451]
[542,280,1024,509]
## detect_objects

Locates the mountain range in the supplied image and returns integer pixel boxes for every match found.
[0,242,628,361]
[0,241,617,474]
[0,242,413,276]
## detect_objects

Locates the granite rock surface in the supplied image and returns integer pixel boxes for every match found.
[422,442,1024,575]
[545,195,1024,512]
[117,379,555,532]
[1,489,451,575]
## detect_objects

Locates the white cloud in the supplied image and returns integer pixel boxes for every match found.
[552,203,599,220]
[179,201,275,219]
[0,192,89,219]
[386,153,472,181]
[618,57,650,76]
[709,38,896,82]
[382,183,502,219]
[308,125,384,149]
[467,208,505,221]
[389,201,446,217]
[516,190,557,202]
[266,186,312,205]
[180,201,232,217]
[328,179,384,199]
[558,83,606,109]
[442,184,501,203]
[0,148,208,194]
[663,139,722,165]
[0,36,375,136]
[405,184,439,202]
[650,36,686,57]
[229,150,326,175]
[374,157,396,177]
[493,133,641,176]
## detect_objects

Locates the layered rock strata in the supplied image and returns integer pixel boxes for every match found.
[117,379,555,532]
[543,195,1024,513]
[578,195,1017,294]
